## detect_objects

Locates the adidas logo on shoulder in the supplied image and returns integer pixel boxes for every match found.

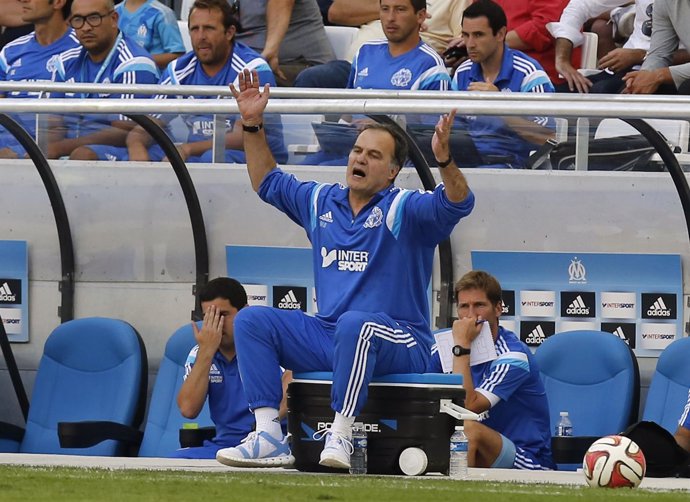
[319,211,333,224]
[278,290,302,310]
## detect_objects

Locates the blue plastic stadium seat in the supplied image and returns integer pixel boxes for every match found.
[641,336,690,434]
[0,317,147,455]
[535,330,639,469]
[138,323,213,457]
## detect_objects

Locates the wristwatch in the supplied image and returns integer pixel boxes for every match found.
[452,345,471,357]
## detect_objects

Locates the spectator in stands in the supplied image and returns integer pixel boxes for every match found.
[676,390,690,454]
[428,270,555,470]
[295,0,466,88]
[214,68,473,469]
[115,0,185,69]
[298,0,450,166]
[46,0,159,160]
[348,0,449,90]
[234,0,335,86]
[452,0,555,169]
[173,277,290,459]
[623,0,690,95]
[126,0,286,164]
[0,0,80,159]
[549,0,653,94]
[445,0,570,86]
[0,0,33,49]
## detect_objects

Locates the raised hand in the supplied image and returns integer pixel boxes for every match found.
[192,304,223,353]
[431,109,457,164]
[229,69,270,125]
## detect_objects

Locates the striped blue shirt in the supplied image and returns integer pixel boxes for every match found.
[349,39,450,90]
[452,47,555,168]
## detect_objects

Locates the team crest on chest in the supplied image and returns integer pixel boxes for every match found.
[391,68,412,87]
[364,206,383,228]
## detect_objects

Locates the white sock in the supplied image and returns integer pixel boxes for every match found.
[330,413,355,439]
[254,407,282,438]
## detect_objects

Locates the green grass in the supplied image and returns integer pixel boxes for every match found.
[0,466,688,502]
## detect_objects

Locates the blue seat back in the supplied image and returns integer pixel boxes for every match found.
[535,330,639,437]
[642,336,690,433]
[20,317,147,455]
[138,323,213,457]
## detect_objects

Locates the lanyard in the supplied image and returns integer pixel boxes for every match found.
[78,31,123,97]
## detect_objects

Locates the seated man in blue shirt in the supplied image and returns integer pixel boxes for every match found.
[174,277,289,459]
[115,0,185,69]
[452,0,555,169]
[429,270,555,470]
[0,0,80,159]
[126,0,286,164]
[214,69,473,470]
[47,0,159,160]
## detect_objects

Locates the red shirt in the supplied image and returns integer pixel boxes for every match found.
[493,0,581,85]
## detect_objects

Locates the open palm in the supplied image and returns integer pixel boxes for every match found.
[230,69,270,124]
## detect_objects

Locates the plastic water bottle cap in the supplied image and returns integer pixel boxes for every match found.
[182,422,199,429]
[399,447,428,476]
[559,411,568,417]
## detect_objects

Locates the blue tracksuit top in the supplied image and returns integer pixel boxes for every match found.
[258,168,475,349]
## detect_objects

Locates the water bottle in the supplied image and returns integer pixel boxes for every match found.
[449,425,469,479]
[349,422,367,475]
[555,411,573,437]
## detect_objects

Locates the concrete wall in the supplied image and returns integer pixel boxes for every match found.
[0,160,687,427]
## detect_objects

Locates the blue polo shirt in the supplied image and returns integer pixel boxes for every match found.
[258,168,474,348]
[452,46,555,168]
[183,346,254,446]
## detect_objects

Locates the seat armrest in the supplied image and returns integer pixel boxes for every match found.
[179,426,216,448]
[551,435,599,464]
[58,421,143,449]
[0,421,25,443]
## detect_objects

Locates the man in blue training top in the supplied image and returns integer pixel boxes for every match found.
[452,0,555,169]
[302,0,450,166]
[429,270,555,470]
[126,0,286,164]
[173,277,290,459]
[348,0,450,91]
[0,0,80,159]
[214,69,474,470]
[115,0,185,69]
[47,0,159,160]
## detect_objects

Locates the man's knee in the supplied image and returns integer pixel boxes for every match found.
[334,311,372,340]
[69,146,98,160]
[234,306,269,340]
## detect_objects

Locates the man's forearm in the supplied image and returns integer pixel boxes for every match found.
[263,0,295,58]
[243,122,277,192]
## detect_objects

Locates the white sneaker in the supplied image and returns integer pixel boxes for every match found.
[216,431,295,467]
[318,431,353,469]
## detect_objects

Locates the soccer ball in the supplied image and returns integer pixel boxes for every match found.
[583,435,646,488]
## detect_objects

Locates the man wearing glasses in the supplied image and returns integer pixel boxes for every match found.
[46,0,159,160]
